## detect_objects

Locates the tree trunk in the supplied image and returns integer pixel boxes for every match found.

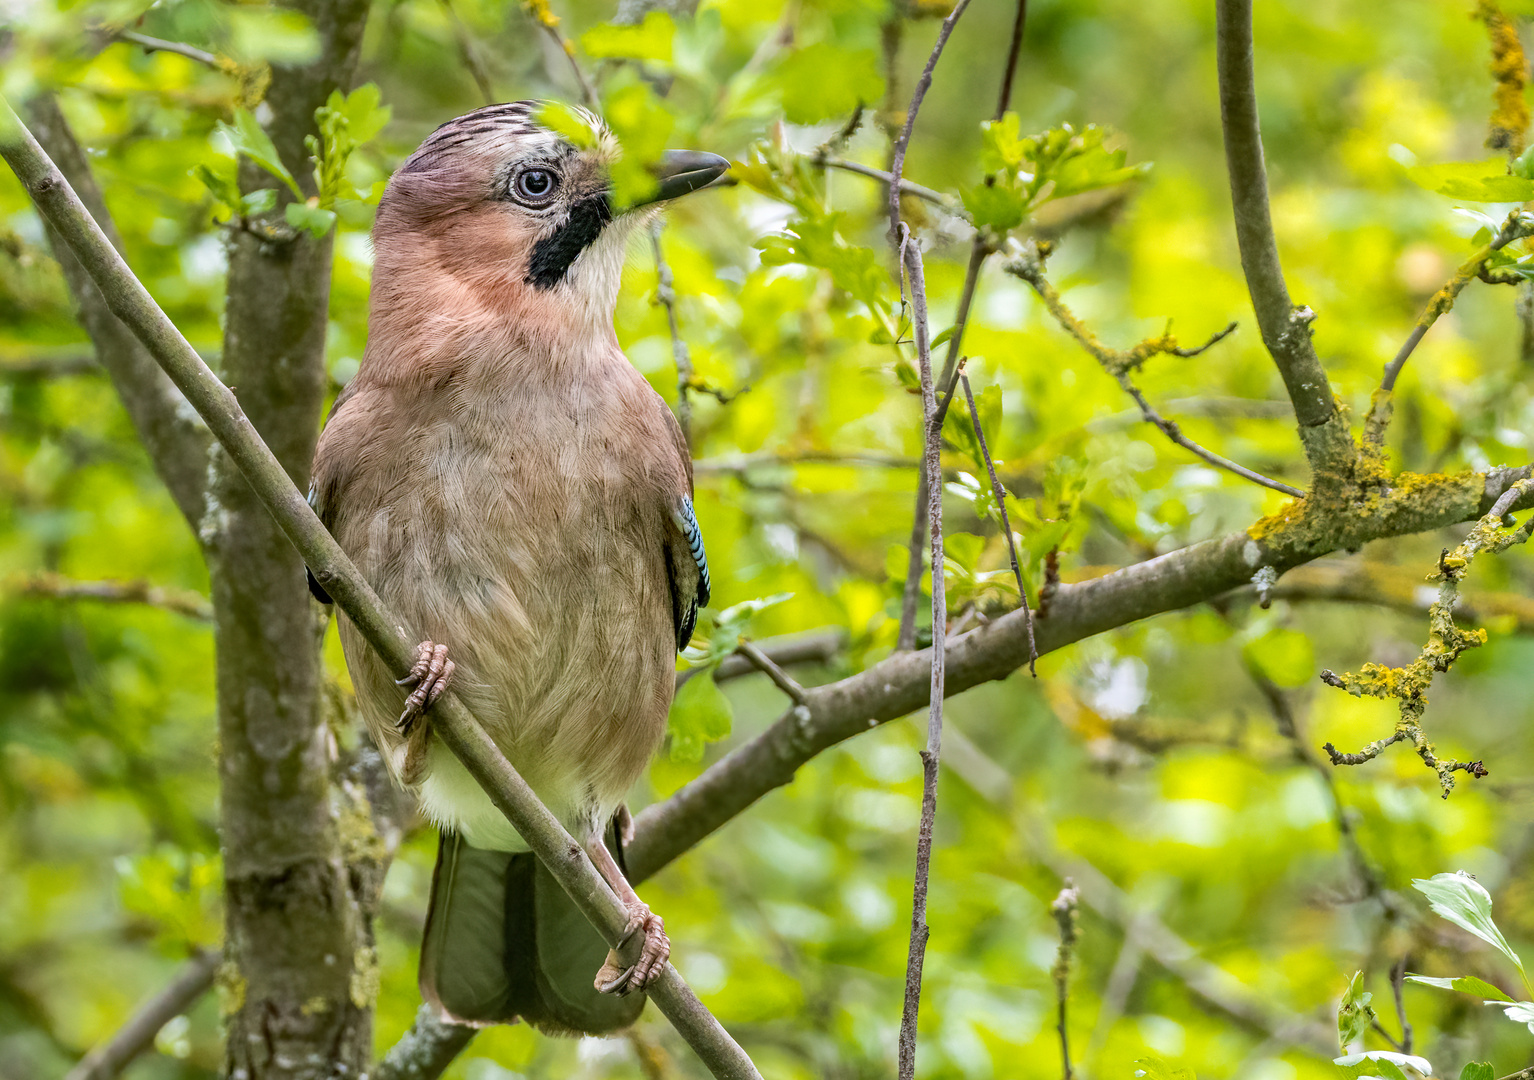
[208,3,374,1076]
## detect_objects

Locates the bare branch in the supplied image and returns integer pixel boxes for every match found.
[0,351,100,377]
[1004,242,1303,497]
[0,100,761,1080]
[523,0,598,109]
[13,573,213,621]
[625,465,1534,888]
[440,0,497,105]
[816,156,962,213]
[735,639,808,704]
[1214,0,1342,448]
[895,233,948,1080]
[959,368,1036,673]
[63,950,220,1080]
[652,220,693,445]
[886,0,973,240]
[694,451,919,474]
[1050,883,1080,1080]
[678,629,844,691]
[374,1006,477,1080]
[111,30,222,70]
[1377,209,1534,396]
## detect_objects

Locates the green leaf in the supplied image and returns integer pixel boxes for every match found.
[1334,1051,1433,1080]
[1493,1000,1534,1034]
[1412,873,1527,984]
[667,671,733,762]
[1404,974,1514,1001]
[216,109,301,199]
[1132,1054,1196,1080]
[1407,159,1534,202]
[773,44,884,125]
[962,181,1026,232]
[284,200,336,238]
[1460,1063,1495,1080]
[1242,627,1315,688]
[581,11,675,63]
[241,188,278,216]
[1338,971,1377,1049]
[192,163,243,213]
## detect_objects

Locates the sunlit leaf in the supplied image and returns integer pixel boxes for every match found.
[1404,974,1514,1001]
[667,671,733,762]
[1338,971,1377,1049]
[1412,873,1526,984]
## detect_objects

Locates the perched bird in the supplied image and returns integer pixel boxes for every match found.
[307,101,724,1033]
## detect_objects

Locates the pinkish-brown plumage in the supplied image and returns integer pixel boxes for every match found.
[308,102,725,1029]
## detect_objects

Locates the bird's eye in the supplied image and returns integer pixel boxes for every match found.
[514,168,559,204]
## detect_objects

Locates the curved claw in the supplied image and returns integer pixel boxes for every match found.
[396,640,454,734]
[595,902,670,996]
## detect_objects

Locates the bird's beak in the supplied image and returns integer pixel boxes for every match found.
[634,150,731,206]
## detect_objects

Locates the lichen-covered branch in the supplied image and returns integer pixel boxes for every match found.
[1003,240,1303,497]
[12,573,212,621]
[1050,883,1080,1080]
[1319,478,1533,795]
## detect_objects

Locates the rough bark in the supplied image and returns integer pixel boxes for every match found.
[206,4,374,1078]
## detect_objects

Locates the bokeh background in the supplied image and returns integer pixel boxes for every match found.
[3,0,1534,1077]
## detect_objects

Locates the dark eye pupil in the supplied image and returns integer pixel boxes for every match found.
[519,170,552,197]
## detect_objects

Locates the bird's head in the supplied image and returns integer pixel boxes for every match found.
[371,101,727,340]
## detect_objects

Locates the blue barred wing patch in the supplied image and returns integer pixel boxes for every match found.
[671,497,710,607]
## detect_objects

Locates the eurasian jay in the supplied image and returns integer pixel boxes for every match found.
[306,101,725,1033]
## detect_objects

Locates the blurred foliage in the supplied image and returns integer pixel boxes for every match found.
[3,0,1534,1079]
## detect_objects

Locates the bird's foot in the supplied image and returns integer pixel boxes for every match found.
[396,640,455,735]
[594,901,669,996]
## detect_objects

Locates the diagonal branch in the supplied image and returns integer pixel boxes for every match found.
[63,949,221,1080]
[23,95,211,531]
[1214,0,1346,468]
[624,464,1534,886]
[0,100,760,1080]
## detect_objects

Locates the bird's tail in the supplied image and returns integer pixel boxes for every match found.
[419,829,645,1034]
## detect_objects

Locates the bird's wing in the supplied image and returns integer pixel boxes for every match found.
[304,380,364,605]
[656,403,708,652]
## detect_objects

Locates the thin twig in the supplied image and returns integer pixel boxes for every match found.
[111,30,222,69]
[1377,209,1534,395]
[896,232,948,1080]
[651,220,693,445]
[522,0,598,109]
[958,368,1036,673]
[896,0,1026,650]
[440,0,496,105]
[1050,883,1081,1080]
[886,0,973,241]
[0,98,761,1080]
[13,573,213,621]
[1214,0,1340,445]
[735,639,808,704]
[1004,243,1302,497]
[63,949,220,1080]
[816,157,961,213]
[694,451,919,474]
[1391,956,1414,1055]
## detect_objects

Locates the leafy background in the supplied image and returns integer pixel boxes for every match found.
[3,0,1534,1077]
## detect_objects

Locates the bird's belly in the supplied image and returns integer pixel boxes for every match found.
[339,473,675,850]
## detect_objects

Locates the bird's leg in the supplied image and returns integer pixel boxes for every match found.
[587,836,670,996]
[396,640,455,735]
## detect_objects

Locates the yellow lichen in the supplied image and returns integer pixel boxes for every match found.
[1479,1,1530,153]
[216,960,246,1018]
[350,946,380,1010]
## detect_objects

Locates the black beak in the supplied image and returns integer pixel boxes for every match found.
[637,150,730,206]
